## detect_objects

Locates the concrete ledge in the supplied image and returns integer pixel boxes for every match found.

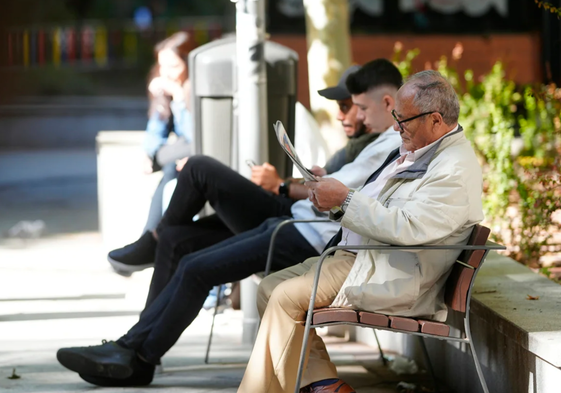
[96,130,163,251]
[355,252,561,393]
[471,252,561,368]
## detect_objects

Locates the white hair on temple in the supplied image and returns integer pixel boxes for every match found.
[406,70,460,125]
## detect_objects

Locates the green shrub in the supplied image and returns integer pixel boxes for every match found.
[393,44,561,268]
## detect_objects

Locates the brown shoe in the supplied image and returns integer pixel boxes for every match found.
[300,379,356,393]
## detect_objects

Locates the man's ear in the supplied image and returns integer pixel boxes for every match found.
[431,112,443,128]
[383,95,394,111]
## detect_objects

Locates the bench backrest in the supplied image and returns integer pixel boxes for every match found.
[444,224,491,313]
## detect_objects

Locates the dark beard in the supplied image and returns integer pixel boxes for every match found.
[349,125,368,139]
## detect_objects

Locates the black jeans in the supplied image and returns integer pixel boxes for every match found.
[118,216,318,364]
[157,155,294,235]
[143,155,298,305]
[145,215,232,306]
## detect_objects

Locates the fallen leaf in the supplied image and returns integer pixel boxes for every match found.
[7,368,20,380]
[526,295,540,300]
[474,290,497,294]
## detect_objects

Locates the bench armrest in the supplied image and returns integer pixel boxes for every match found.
[306,242,506,322]
[264,218,332,277]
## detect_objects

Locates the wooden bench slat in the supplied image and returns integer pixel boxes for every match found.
[419,320,450,337]
[389,316,420,332]
[358,311,389,327]
[445,225,490,313]
[312,308,358,324]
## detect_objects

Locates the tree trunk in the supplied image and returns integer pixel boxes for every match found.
[304,0,352,155]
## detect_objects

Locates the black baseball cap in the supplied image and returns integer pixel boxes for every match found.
[317,64,361,100]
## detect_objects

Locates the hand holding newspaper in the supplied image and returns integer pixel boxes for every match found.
[274,120,346,218]
[273,120,317,182]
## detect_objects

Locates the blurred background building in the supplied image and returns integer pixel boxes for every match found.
[0,0,231,100]
[0,0,556,106]
[270,0,557,108]
[0,0,558,230]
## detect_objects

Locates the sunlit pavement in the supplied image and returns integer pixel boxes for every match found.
[0,150,429,392]
[0,233,439,393]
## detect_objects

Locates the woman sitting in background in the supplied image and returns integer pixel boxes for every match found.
[109,31,195,276]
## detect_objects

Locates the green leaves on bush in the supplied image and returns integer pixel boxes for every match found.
[393,45,561,268]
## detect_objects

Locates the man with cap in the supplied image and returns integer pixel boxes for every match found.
[313,64,377,175]
[56,59,402,387]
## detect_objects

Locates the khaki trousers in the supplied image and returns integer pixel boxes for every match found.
[238,251,356,393]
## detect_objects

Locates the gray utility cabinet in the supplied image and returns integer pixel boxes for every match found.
[188,36,298,178]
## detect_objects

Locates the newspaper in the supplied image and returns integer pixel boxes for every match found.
[273,120,317,182]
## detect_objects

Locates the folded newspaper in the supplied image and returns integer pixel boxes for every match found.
[273,120,317,182]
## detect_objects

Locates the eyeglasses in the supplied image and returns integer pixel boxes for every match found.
[391,109,438,131]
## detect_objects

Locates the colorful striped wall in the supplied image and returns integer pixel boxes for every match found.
[2,18,223,69]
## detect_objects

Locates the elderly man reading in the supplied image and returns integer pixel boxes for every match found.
[238,70,484,393]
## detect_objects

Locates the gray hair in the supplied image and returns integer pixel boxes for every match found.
[405,70,459,125]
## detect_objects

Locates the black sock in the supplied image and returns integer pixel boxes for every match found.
[310,378,339,387]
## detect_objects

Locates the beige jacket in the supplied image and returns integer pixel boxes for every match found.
[330,127,483,321]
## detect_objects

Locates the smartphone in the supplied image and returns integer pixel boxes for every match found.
[245,159,257,168]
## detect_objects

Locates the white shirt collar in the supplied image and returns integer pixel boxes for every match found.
[398,124,459,162]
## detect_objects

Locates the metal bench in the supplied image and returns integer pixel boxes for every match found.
[293,224,505,393]
[203,218,331,364]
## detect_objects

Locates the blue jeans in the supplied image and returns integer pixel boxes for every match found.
[118,216,318,364]
[143,162,178,232]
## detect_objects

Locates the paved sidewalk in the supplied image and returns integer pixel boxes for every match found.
[0,149,98,236]
[0,234,409,393]
[0,149,434,392]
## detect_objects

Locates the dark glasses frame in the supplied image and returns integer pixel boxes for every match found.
[391,109,438,131]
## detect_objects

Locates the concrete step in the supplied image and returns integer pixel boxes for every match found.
[0,297,143,322]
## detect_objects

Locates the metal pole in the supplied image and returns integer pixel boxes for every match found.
[234,0,268,344]
[204,285,223,364]
[235,0,268,174]
[464,250,491,393]
[417,336,439,392]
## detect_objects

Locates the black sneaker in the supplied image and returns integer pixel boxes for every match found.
[57,340,136,379]
[78,357,155,386]
[107,231,157,276]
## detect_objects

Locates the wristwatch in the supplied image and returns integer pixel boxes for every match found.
[278,180,292,197]
[331,189,355,220]
[340,190,355,214]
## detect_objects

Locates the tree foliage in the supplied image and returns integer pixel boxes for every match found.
[535,0,561,18]
[394,44,561,268]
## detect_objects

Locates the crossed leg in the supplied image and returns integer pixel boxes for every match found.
[239,250,356,393]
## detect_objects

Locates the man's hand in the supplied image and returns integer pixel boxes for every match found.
[251,162,283,194]
[310,165,327,177]
[306,177,349,212]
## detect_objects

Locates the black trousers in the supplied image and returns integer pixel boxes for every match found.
[156,155,295,235]
[119,215,318,364]
[141,155,317,313]
[145,214,232,306]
